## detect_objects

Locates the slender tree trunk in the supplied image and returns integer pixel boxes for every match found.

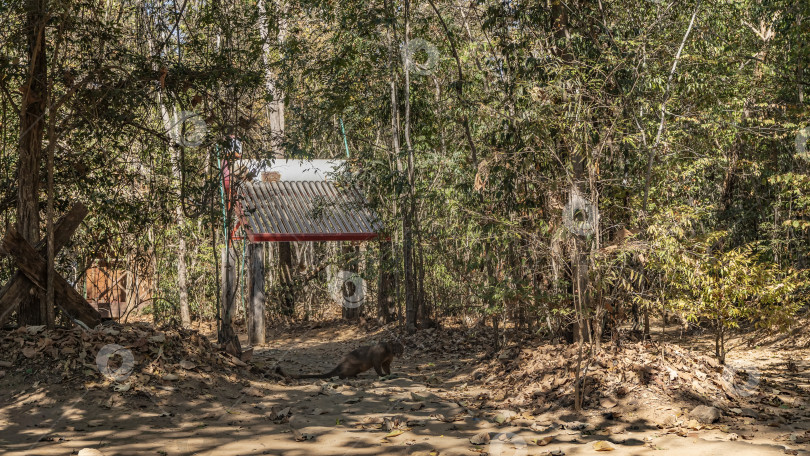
[148,228,159,324]
[572,157,589,344]
[257,0,286,156]
[402,0,418,333]
[171,129,190,327]
[384,0,405,327]
[175,201,190,326]
[45,65,57,329]
[16,0,48,325]
[377,238,395,322]
[158,103,191,328]
[642,0,701,212]
[220,244,240,355]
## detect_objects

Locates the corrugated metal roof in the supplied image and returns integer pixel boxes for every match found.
[237,181,382,242]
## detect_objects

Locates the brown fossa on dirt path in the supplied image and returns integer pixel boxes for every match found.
[0,321,807,456]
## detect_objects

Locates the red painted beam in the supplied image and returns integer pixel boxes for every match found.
[246,232,379,242]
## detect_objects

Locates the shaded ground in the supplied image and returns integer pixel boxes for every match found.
[0,320,808,455]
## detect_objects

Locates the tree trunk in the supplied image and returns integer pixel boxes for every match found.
[220,244,240,356]
[402,0,418,333]
[257,0,286,157]
[377,238,396,323]
[44,62,57,329]
[16,0,48,326]
[149,228,159,324]
[173,143,191,328]
[158,102,191,328]
[384,0,405,328]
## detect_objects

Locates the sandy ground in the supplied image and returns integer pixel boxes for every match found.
[1,321,808,456]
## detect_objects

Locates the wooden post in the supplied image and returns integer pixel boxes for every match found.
[277,241,294,316]
[341,242,361,320]
[247,243,265,345]
[377,238,395,323]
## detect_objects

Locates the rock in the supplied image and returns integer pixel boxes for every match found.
[77,449,105,456]
[241,386,264,397]
[562,421,587,430]
[593,440,615,451]
[655,413,678,428]
[470,431,490,445]
[740,408,759,419]
[411,391,437,402]
[689,405,722,424]
[666,367,679,381]
[493,410,516,424]
[790,432,809,444]
[599,397,617,409]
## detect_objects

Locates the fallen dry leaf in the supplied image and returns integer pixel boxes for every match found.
[536,435,555,446]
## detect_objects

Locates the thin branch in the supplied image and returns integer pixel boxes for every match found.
[642,0,702,213]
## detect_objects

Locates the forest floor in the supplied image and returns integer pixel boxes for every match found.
[1,318,809,456]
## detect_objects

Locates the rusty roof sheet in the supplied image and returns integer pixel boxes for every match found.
[237,181,382,242]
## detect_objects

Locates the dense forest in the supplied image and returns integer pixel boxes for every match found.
[3,1,810,455]
[2,0,810,357]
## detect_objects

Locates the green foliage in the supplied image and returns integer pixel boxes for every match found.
[2,0,809,342]
[646,211,806,360]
